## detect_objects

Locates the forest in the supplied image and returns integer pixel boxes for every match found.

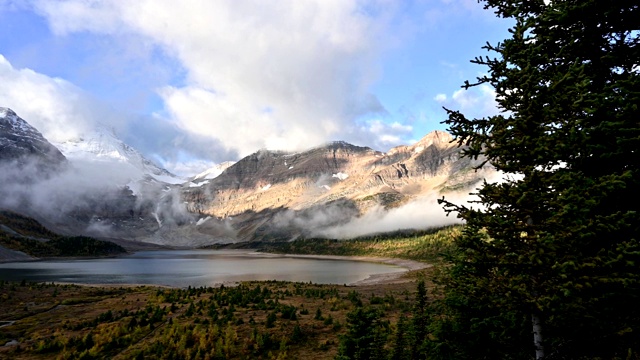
[0,274,433,359]
[0,210,126,258]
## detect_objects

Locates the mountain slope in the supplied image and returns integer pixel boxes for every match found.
[0,108,190,241]
[0,107,495,246]
[176,130,496,244]
[0,210,126,260]
[0,107,66,169]
[184,130,490,218]
[192,161,235,181]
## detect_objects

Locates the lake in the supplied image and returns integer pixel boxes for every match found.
[0,250,405,287]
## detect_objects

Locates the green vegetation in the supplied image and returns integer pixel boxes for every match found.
[261,226,460,263]
[0,210,59,239]
[429,0,640,359]
[0,210,126,257]
[0,277,431,359]
[358,192,405,208]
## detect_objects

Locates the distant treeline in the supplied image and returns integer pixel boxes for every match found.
[0,210,126,257]
[256,226,461,262]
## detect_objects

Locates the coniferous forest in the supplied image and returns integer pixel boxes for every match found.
[0,211,126,258]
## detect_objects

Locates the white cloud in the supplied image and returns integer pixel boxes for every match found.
[357,119,413,149]
[438,83,498,118]
[0,54,114,142]
[434,93,447,102]
[0,54,240,175]
[31,0,397,157]
[317,193,467,239]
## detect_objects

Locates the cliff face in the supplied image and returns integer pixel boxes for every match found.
[175,130,495,243]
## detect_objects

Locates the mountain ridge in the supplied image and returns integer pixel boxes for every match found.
[0,107,496,246]
[174,129,494,244]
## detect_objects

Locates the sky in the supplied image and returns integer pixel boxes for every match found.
[0,0,511,176]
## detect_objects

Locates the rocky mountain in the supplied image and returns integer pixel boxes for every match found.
[0,108,190,241]
[0,108,496,246]
[48,129,194,239]
[0,107,66,171]
[176,130,495,244]
[184,130,489,217]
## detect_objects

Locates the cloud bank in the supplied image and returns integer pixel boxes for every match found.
[30,0,399,158]
[1,0,505,176]
[0,54,107,143]
[0,54,231,175]
[316,194,467,239]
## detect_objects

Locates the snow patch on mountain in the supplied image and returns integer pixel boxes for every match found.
[332,172,349,180]
[189,180,210,188]
[55,128,185,188]
[193,161,235,181]
[1,107,31,133]
[0,107,66,165]
[196,216,211,226]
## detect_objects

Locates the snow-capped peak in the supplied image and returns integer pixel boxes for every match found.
[55,127,185,186]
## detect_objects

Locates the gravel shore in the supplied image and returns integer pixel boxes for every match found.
[276,253,431,286]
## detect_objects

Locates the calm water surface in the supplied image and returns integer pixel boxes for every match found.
[0,250,404,287]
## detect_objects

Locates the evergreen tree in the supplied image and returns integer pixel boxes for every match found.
[390,314,409,360]
[433,1,640,359]
[410,280,429,360]
[336,306,389,360]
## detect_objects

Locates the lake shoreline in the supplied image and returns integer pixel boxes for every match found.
[0,238,179,264]
[272,253,431,286]
[1,249,430,288]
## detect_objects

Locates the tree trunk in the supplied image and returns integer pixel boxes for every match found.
[532,312,544,360]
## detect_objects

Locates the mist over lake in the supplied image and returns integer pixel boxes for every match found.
[0,250,405,287]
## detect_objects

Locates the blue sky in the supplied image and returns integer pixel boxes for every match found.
[0,0,511,176]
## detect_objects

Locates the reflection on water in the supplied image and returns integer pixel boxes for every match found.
[0,250,404,287]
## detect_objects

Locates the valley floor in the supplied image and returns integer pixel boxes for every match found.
[0,267,432,359]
